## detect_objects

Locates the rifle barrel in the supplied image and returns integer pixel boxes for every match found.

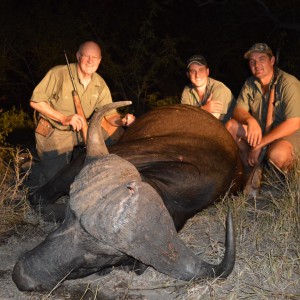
[64,50,88,144]
[64,50,78,92]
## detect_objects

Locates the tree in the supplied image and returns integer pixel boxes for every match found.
[0,0,299,113]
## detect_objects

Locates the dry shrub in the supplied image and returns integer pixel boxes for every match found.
[0,147,31,236]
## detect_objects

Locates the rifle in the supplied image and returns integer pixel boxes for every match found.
[244,71,277,197]
[64,50,88,144]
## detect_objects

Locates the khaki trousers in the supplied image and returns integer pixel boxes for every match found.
[32,129,82,187]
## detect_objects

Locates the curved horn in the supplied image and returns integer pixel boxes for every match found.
[173,208,236,279]
[86,101,132,158]
[206,209,236,278]
[179,208,235,279]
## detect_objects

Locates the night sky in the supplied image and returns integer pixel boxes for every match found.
[0,0,299,114]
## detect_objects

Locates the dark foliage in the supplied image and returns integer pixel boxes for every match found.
[0,0,299,115]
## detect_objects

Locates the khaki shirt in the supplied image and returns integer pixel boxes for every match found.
[31,63,115,130]
[181,77,236,123]
[236,68,300,133]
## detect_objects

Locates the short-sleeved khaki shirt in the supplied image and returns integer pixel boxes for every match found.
[181,77,236,123]
[30,63,115,130]
[236,68,300,133]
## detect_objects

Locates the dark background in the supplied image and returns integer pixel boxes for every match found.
[0,0,299,116]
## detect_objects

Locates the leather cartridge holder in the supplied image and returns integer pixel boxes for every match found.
[35,117,54,138]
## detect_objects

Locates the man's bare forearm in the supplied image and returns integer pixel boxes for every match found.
[30,101,65,124]
[233,107,254,125]
[257,118,300,149]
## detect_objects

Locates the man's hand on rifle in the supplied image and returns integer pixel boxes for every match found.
[105,113,135,127]
[247,146,263,166]
[61,114,86,131]
[121,113,135,127]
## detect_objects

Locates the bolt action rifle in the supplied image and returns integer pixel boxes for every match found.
[244,49,279,197]
[64,50,88,144]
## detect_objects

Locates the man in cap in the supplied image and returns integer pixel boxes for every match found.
[225,43,300,174]
[181,54,236,123]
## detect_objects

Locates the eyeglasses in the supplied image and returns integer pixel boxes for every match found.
[80,52,101,62]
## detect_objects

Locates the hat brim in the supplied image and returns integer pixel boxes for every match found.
[244,50,273,59]
[187,61,206,69]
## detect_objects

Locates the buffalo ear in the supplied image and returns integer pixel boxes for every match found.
[79,182,140,242]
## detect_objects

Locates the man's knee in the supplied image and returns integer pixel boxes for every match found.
[267,151,287,169]
[225,119,238,136]
[267,141,294,171]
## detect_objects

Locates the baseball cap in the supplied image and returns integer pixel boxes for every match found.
[186,55,208,69]
[244,43,274,59]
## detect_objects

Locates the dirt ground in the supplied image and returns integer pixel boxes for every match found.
[0,204,233,300]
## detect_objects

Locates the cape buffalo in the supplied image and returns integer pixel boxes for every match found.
[13,102,243,291]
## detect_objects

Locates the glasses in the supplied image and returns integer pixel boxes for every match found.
[80,52,101,62]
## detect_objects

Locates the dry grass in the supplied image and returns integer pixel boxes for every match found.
[0,152,299,299]
[0,147,31,237]
[180,167,300,300]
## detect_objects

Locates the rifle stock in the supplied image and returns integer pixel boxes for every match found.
[244,76,277,197]
[72,90,88,143]
[265,83,276,134]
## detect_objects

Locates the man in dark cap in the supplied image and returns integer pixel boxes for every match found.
[225,43,300,174]
[181,54,236,123]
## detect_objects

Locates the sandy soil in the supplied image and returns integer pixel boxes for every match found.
[0,206,220,300]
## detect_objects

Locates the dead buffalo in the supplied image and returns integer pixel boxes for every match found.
[13,102,243,291]
[28,103,244,230]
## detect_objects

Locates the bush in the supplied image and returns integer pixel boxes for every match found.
[0,108,34,234]
[0,107,34,146]
[146,92,180,109]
